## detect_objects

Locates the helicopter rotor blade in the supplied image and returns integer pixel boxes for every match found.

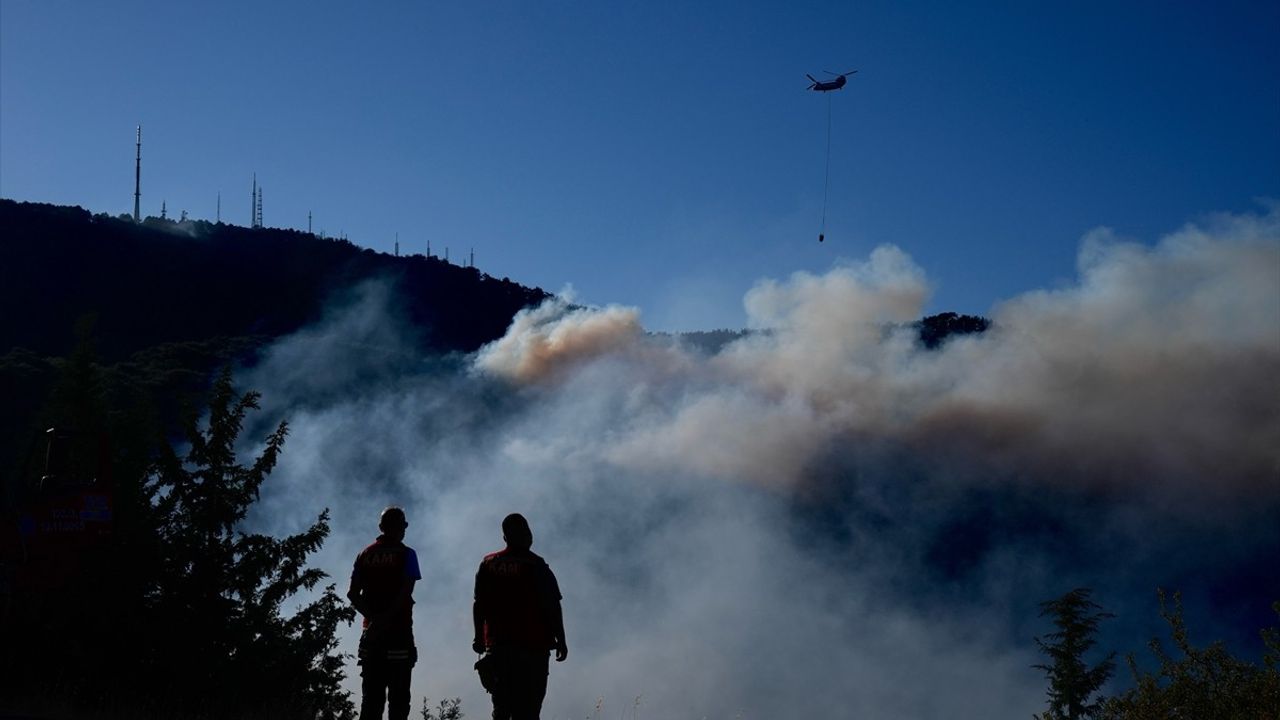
[806,74,819,83]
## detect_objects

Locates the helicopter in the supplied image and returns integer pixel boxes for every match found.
[808,69,858,243]
[807,69,857,92]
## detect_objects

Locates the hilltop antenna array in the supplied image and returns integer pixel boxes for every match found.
[133,126,142,222]
[395,232,400,257]
[250,175,264,228]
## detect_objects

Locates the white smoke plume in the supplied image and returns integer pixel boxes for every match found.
[477,215,1279,496]
[474,299,648,384]
[241,204,1279,718]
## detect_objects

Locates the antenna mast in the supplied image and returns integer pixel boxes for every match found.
[251,174,257,227]
[133,126,142,222]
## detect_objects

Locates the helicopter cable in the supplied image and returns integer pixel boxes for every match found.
[820,90,833,242]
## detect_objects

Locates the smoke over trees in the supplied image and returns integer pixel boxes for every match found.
[2,200,1277,717]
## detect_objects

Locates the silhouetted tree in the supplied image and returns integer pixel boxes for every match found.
[1097,591,1280,720]
[1034,587,1116,720]
[1,337,360,717]
[420,697,465,720]
[141,368,356,718]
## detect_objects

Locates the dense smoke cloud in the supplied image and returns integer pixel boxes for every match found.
[477,215,1279,496]
[241,206,1279,718]
[474,299,648,384]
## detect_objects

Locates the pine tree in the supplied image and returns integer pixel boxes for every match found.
[1034,587,1116,720]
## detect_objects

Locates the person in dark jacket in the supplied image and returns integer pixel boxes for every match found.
[473,513,567,720]
[348,507,421,720]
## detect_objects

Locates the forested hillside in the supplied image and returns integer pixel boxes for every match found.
[0,199,551,360]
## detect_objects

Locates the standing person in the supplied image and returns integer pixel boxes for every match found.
[348,507,421,720]
[473,513,568,720]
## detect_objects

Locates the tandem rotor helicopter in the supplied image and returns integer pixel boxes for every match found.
[807,69,857,92]
[807,69,857,242]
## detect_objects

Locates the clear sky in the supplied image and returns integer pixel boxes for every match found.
[3,0,1277,331]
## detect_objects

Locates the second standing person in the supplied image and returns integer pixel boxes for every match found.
[473,513,568,720]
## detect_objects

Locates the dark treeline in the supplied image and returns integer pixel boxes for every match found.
[0,199,551,362]
[913,311,991,349]
[659,312,991,356]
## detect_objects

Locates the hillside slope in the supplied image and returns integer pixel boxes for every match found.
[0,199,551,360]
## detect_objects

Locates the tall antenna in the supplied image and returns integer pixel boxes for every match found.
[308,211,312,235]
[395,232,399,257]
[161,200,167,220]
[133,126,142,222]
[251,174,257,227]
[427,239,432,258]
[216,192,221,223]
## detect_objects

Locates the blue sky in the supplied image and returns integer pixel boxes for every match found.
[3,0,1277,331]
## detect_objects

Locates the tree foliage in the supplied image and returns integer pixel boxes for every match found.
[420,697,465,720]
[141,367,356,718]
[1097,591,1280,720]
[914,311,991,349]
[1034,587,1116,720]
[1,356,356,718]
[0,199,551,362]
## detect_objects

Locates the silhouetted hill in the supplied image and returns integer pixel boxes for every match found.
[0,199,552,360]
[914,312,991,349]
[662,314,991,356]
